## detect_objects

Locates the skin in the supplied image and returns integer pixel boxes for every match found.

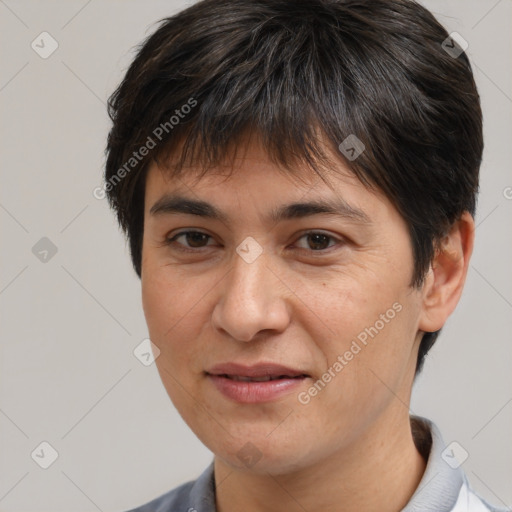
[141,133,474,512]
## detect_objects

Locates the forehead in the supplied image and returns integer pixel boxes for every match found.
[143,135,395,228]
[148,134,365,192]
[149,129,360,187]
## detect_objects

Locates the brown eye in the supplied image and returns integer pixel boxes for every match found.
[306,233,331,250]
[166,230,214,250]
[295,231,340,252]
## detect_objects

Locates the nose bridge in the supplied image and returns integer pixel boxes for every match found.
[231,245,269,307]
[211,242,290,342]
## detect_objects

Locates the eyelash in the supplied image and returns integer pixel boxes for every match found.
[164,230,343,255]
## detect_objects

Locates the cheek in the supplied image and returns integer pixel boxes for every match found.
[142,258,195,337]
[141,263,213,375]
[141,271,173,342]
[307,272,392,347]
[304,270,420,407]
[141,264,187,368]
[335,303,419,407]
[141,269,204,415]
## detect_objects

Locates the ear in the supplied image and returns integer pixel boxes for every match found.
[418,211,475,333]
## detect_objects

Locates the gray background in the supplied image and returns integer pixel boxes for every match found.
[0,0,510,510]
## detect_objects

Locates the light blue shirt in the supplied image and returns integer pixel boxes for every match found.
[126,416,509,512]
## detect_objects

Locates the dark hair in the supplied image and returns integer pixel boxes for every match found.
[104,0,483,375]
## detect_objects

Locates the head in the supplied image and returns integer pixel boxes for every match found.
[105,0,482,473]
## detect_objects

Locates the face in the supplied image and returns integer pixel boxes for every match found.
[141,136,425,475]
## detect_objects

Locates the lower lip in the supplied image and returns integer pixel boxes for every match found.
[207,375,307,403]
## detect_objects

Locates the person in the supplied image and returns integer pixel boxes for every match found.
[104,0,508,510]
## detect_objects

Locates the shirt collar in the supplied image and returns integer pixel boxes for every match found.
[188,459,216,512]
[187,416,464,512]
[403,415,464,511]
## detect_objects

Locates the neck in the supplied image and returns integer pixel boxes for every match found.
[214,411,427,512]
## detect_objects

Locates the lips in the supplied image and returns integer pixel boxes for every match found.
[206,362,310,403]
[206,362,309,380]
[223,375,305,382]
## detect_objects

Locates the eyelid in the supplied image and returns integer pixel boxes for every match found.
[293,230,344,252]
[165,229,345,253]
[165,229,218,251]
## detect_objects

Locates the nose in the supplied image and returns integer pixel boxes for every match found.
[211,246,291,342]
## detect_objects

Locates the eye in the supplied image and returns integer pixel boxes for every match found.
[294,231,342,252]
[165,230,215,251]
[164,230,344,254]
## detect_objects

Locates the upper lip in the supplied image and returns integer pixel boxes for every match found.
[206,362,309,378]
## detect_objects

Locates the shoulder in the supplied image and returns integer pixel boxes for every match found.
[124,462,216,512]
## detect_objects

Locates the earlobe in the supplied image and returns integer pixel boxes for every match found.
[418,212,475,333]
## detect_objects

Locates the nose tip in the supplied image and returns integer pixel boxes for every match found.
[212,290,290,342]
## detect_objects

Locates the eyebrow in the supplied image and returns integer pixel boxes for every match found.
[149,194,371,224]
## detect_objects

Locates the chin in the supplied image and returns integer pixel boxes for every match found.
[202,429,316,476]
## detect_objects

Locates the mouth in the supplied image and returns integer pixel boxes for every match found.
[215,374,309,382]
[205,362,310,403]
[206,361,310,380]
